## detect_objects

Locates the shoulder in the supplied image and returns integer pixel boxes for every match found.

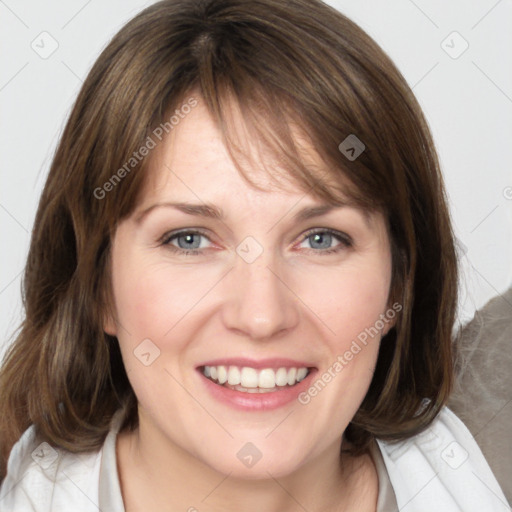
[0,424,103,512]
[376,406,510,511]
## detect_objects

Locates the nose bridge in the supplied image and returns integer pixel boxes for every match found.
[221,244,300,340]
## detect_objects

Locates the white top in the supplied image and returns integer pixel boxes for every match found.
[0,407,509,511]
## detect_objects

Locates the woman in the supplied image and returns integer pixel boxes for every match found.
[0,0,508,510]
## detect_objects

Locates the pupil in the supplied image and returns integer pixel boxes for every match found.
[312,233,331,249]
[179,234,200,249]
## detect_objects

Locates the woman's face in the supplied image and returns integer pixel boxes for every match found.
[106,97,394,478]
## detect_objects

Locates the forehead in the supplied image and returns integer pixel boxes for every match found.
[140,96,344,206]
[127,97,385,238]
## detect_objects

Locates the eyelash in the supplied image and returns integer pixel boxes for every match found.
[160,228,352,256]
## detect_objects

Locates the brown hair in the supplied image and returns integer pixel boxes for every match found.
[0,0,457,481]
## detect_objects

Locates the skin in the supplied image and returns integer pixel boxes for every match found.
[105,95,395,512]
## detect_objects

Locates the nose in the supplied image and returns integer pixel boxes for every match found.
[221,251,301,340]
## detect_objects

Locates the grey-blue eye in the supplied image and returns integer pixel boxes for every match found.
[161,228,351,256]
[161,230,211,254]
[309,232,333,250]
[298,228,352,254]
[173,233,202,250]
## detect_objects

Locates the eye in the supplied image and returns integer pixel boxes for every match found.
[159,227,352,256]
[297,228,352,255]
[161,229,213,255]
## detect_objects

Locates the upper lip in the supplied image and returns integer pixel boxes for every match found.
[197,357,316,370]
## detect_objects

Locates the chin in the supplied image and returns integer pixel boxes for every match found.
[195,441,308,480]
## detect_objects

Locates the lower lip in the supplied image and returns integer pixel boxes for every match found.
[197,369,317,411]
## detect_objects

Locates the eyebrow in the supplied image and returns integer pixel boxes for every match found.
[134,201,369,225]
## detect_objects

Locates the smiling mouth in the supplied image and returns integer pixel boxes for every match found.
[201,365,312,393]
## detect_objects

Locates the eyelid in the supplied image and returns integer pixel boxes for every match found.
[159,226,353,256]
[159,227,212,246]
[298,227,353,247]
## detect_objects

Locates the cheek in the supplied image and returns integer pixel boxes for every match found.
[301,261,391,342]
[112,255,209,338]
[110,259,193,399]
[112,261,163,334]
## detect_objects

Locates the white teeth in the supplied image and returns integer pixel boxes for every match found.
[202,365,310,390]
[275,367,288,387]
[240,367,258,387]
[297,368,308,382]
[259,369,275,388]
[217,365,227,384]
[227,366,241,385]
